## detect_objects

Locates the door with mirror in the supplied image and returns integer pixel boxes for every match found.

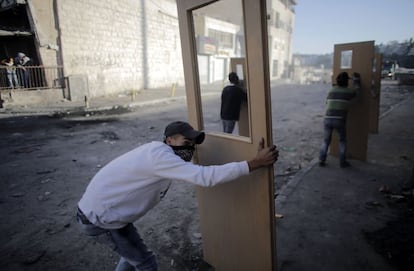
[177,0,276,269]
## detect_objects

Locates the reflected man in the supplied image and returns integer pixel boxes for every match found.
[220,72,247,134]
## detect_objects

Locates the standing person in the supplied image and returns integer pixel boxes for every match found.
[77,121,279,271]
[1,56,19,89]
[15,52,31,88]
[319,72,361,168]
[220,72,247,133]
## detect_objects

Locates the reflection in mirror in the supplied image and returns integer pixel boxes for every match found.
[340,50,353,69]
[192,0,249,137]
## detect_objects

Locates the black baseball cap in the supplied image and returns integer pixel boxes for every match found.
[164,121,205,144]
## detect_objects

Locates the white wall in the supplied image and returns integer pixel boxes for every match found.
[53,0,183,97]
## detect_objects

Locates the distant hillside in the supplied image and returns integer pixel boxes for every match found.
[293,54,333,69]
[293,38,414,68]
[377,38,414,68]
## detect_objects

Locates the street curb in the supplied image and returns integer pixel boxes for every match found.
[0,92,223,116]
[379,94,413,119]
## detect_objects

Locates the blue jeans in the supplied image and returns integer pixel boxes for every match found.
[77,209,157,271]
[319,118,347,163]
[6,71,19,88]
[222,119,236,133]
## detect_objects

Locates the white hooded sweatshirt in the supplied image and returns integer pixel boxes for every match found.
[78,141,249,229]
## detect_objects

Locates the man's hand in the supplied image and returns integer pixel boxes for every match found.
[247,138,279,172]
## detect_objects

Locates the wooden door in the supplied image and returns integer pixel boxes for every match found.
[177,0,276,270]
[331,41,375,161]
[369,53,382,133]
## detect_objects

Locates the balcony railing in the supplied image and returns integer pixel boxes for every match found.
[0,65,65,91]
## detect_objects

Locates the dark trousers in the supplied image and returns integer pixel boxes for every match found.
[77,208,157,271]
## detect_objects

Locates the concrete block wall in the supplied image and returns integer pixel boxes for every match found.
[54,0,183,98]
[28,0,61,67]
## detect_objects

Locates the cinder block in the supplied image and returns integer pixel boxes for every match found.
[67,74,89,102]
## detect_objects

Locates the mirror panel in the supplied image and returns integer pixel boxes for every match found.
[340,50,353,69]
[192,0,250,138]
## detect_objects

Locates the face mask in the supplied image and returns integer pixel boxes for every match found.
[171,145,195,161]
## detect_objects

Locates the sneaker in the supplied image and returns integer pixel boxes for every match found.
[319,161,326,167]
[340,161,351,168]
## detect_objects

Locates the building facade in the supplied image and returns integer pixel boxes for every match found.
[1,0,184,99]
[1,0,295,100]
[267,0,296,79]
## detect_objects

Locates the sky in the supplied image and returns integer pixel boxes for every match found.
[292,0,414,55]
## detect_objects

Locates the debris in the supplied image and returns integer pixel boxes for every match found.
[276,166,300,177]
[401,189,414,197]
[103,140,115,144]
[275,213,284,219]
[41,178,52,184]
[281,146,296,152]
[389,194,406,202]
[378,185,391,193]
[100,131,120,140]
[38,191,52,201]
[36,169,56,175]
[192,232,202,239]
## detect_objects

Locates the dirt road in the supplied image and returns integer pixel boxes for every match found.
[0,81,411,270]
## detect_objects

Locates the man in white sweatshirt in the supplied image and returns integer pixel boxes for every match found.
[77,121,279,271]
